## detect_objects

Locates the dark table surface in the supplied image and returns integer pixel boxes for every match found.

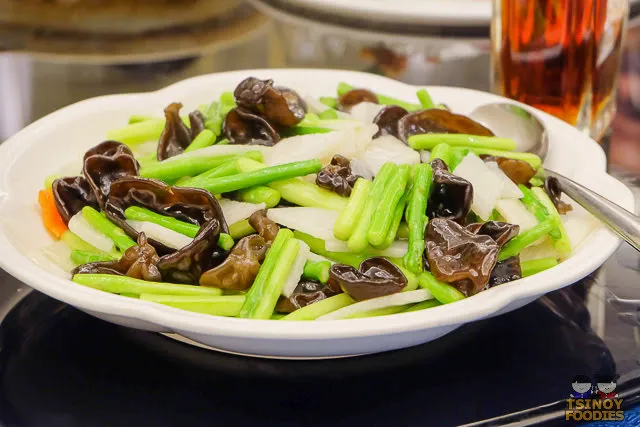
[1,3,640,426]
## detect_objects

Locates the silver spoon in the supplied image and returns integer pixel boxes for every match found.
[469,103,640,253]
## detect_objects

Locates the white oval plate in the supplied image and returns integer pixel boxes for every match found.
[0,69,634,358]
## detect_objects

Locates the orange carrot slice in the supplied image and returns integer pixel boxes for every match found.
[38,189,67,239]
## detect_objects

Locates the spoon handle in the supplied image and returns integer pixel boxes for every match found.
[544,169,640,253]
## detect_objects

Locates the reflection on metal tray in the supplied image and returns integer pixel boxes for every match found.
[1,259,640,426]
[0,4,269,64]
[0,0,242,35]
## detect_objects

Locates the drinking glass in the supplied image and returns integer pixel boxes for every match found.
[491,0,628,139]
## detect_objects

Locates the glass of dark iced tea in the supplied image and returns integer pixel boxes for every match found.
[492,0,628,138]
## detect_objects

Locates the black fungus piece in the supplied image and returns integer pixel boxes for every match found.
[82,140,139,207]
[488,256,522,287]
[52,176,100,224]
[199,234,268,290]
[425,218,500,296]
[248,209,279,244]
[233,77,305,127]
[157,102,193,161]
[104,176,227,256]
[427,159,473,224]
[545,176,573,215]
[373,105,409,139]
[72,233,162,281]
[276,280,338,313]
[465,221,519,247]
[315,155,361,197]
[329,257,407,301]
[397,109,494,144]
[223,107,280,146]
[337,89,378,112]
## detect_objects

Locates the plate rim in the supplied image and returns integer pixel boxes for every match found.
[270,0,492,26]
[0,68,634,343]
[251,0,490,42]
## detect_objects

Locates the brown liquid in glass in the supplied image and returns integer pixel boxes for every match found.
[496,0,605,127]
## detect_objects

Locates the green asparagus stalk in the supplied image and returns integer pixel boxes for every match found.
[281,126,333,137]
[518,185,561,240]
[531,187,571,256]
[136,152,159,169]
[408,134,517,151]
[237,186,281,208]
[270,178,348,211]
[418,273,466,304]
[192,159,322,195]
[201,101,223,136]
[302,260,331,283]
[368,164,411,246]
[337,82,353,96]
[202,93,237,136]
[218,233,234,251]
[107,119,165,146]
[333,178,372,241]
[348,163,397,252]
[416,89,435,110]
[239,229,293,318]
[318,109,338,120]
[396,223,410,239]
[140,152,262,182]
[403,299,441,312]
[73,274,223,296]
[449,147,470,171]
[228,219,256,240]
[181,159,241,187]
[70,249,117,265]
[429,143,453,167]
[319,97,338,109]
[498,218,556,261]
[529,177,545,187]
[403,163,433,274]
[124,206,199,238]
[252,238,301,319]
[128,115,153,124]
[294,231,368,269]
[380,192,409,249]
[236,158,348,211]
[521,257,559,277]
[297,113,320,126]
[140,294,245,317]
[184,129,216,153]
[461,147,542,169]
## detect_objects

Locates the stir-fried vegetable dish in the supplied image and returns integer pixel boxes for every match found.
[36,77,596,321]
